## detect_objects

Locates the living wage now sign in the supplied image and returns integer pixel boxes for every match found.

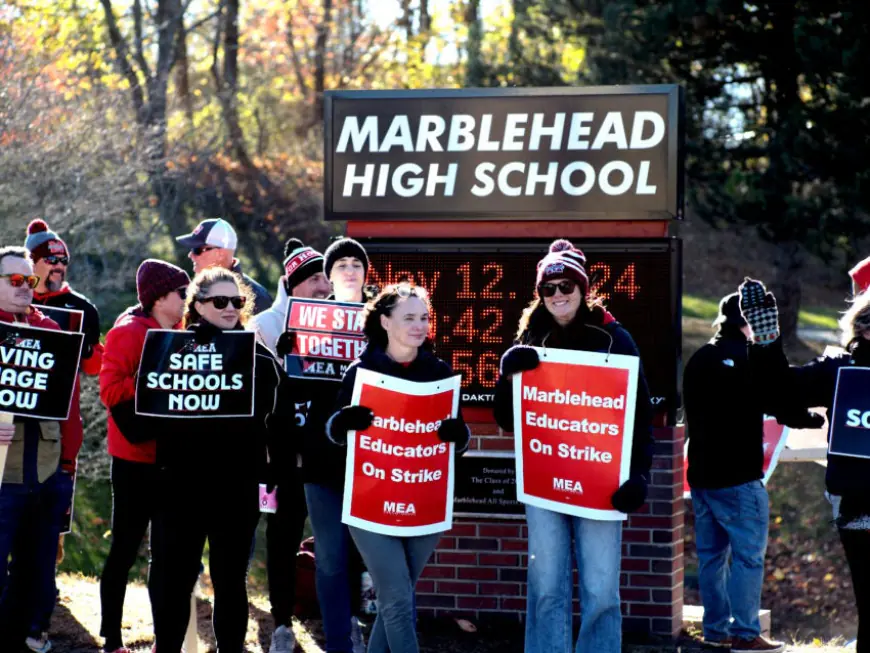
[342,369,461,536]
[513,347,638,521]
[324,86,684,220]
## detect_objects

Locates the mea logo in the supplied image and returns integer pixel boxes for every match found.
[383,501,416,515]
[553,478,583,494]
[176,341,217,354]
[845,409,870,430]
[1,333,41,350]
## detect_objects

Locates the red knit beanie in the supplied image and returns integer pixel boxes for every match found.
[24,219,69,263]
[136,259,191,309]
[535,239,588,295]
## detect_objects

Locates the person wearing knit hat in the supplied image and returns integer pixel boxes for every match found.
[850,255,870,296]
[324,237,369,303]
[24,219,104,376]
[492,237,654,653]
[97,258,189,653]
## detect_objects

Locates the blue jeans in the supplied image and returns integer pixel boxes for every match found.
[349,527,439,653]
[0,471,73,644]
[691,480,769,641]
[524,504,622,653]
[304,483,360,653]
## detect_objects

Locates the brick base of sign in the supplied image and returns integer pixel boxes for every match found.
[416,424,685,637]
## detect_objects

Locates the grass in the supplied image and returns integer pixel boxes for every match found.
[683,294,841,331]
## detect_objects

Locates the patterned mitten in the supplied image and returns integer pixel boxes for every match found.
[738,278,780,345]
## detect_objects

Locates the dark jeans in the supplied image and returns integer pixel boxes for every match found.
[100,457,160,650]
[152,471,260,653]
[267,476,308,627]
[0,471,73,648]
[840,529,870,653]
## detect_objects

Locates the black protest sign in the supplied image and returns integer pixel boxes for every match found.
[0,321,84,420]
[284,298,366,382]
[38,306,84,333]
[135,330,256,418]
[828,367,870,459]
[453,453,524,519]
[324,85,684,221]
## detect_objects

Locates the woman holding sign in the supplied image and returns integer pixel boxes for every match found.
[139,268,295,653]
[327,283,469,653]
[742,281,870,653]
[493,240,653,653]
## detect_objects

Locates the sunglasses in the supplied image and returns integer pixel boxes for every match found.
[539,280,578,298]
[191,246,217,256]
[395,282,428,300]
[175,288,188,300]
[43,255,69,266]
[198,295,246,310]
[0,273,40,289]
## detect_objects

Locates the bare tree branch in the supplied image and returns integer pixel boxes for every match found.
[98,0,147,123]
[133,0,151,79]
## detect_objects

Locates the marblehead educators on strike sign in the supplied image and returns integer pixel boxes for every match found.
[340,369,462,536]
[512,347,639,521]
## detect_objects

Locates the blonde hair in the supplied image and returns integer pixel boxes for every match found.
[182,267,255,328]
[840,290,870,347]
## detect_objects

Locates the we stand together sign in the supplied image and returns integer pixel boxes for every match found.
[284,298,366,382]
[342,369,461,536]
[513,348,638,521]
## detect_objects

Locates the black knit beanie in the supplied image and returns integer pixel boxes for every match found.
[324,237,369,280]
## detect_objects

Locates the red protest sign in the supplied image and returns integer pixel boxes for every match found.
[342,369,461,536]
[284,298,366,381]
[513,347,638,521]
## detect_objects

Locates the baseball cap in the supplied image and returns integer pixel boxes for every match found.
[176,218,238,250]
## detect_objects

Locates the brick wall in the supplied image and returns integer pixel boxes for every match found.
[415,423,685,637]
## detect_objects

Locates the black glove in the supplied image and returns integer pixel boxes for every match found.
[110,399,154,444]
[327,405,374,446]
[739,278,780,346]
[276,331,297,358]
[81,343,94,360]
[778,409,825,430]
[500,345,540,377]
[191,320,222,345]
[611,475,648,513]
[437,418,469,448]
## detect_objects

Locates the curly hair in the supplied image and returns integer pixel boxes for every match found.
[362,283,432,351]
[182,267,255,328]
[840,290,870,348]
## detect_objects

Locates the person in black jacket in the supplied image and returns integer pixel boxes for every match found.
[684,290,820,653]
[492,239,653,653]
[326,283,469,653]
[743,281,870,653]
[123,267,294,653]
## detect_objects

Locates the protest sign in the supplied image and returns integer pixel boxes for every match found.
[37,306,84,334]
[284,298,366,382]
[135,330,256,418]
[828,367,870,459]
[0,321,83,420]
[342,368,461,536]
[512,347,637,520]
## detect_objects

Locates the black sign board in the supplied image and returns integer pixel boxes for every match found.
[284,298,366,382]
[828,367,870,459]
[0,321,84,420]
[366,238,681,420]
[454,452,524,519]
[324,86,684,221]
[38,306,84,333]
[135,330,256,418]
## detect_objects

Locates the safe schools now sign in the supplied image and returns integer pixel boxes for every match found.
[324,86,684,220]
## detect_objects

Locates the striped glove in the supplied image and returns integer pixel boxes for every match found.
[738,278,780,345]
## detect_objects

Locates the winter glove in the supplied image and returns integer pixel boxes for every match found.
[611,474,648,513]
[777,408,825,430]
[500,345,540,377]
[110,399,156,444]
[437,418,470,449]
[275,331,297,358]
[738,278,780,345]
[327,405,375,446]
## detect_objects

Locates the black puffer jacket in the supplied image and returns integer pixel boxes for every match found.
[493,309,654,481]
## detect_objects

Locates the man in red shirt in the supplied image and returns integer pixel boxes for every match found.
[98,259,190,653]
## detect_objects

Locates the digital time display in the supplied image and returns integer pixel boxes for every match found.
[365,239,681,420]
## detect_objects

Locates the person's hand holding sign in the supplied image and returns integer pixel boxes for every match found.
[437,418,470,451]
[500,345,540,377]
[275,331,297,358]
[327,405,375,446]
[610,474,648,513]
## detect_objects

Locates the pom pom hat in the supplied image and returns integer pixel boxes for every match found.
[24,219,69,263]
[282,237,325,290]
[850,255,870,294]
[535,239,588,295]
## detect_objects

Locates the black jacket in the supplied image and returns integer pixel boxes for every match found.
[312,345,469,491]
[751,337,870,504]
[118,321,295,484]
[684,327,783,489]
[33,285,101,360]
[232,261,273,316]
[493,313,654,480]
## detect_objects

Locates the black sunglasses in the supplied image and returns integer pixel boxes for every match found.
[175,288,187,300]
[539,280,578,298]
[43,255,69,265]
[199,295,246,310]
[191,246,217,256]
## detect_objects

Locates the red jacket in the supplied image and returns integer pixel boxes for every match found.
[0,306,83,469]
[100,307,164,463]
